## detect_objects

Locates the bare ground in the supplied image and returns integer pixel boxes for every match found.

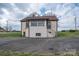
[0,37,79,55]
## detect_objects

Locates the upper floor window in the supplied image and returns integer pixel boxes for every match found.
[38,21,44,26]
[31,21,37,26]
[31,20,44,26]
[47,21,51,29]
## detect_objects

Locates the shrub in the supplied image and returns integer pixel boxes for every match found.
[61,30,65,32]
[61,30,66,32]
[69,30,76,32]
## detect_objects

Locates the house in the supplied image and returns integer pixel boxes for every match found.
[21,14,58,38]
[0,27,6,32]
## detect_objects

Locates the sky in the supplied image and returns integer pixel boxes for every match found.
[0,3,79,31]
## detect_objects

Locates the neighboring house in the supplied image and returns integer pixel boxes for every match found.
[21,14,58,38]
[0,27,5,32]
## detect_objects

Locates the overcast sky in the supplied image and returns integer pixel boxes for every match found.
[0,3,79,31]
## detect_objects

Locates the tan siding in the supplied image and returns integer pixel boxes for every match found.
[21,21,30,37]
[21,20,57,38]
[29,20,47,38]
[21,22,25,36]
[21,22,26,30]
[51,21,57,37]
[46,21,57,37]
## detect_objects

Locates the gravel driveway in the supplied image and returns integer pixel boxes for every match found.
[0,37,79,53]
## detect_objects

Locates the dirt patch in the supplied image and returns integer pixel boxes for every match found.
[0,37,79,54]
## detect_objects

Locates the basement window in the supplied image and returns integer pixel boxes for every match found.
[49,31,51,33]
[36,33,41,36]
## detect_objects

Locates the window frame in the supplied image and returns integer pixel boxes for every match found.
[31,21,38,26]
[36,33,41,36]
[47,21,51,29]
[31,20,45,27]
[38,21,44,26]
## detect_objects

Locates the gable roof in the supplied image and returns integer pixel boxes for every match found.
[21,15,58,22]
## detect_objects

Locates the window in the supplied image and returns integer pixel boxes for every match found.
[36,33,41,36]
[31,21,37,26]
[47,21,51,29]
[38,21,44,26]
[31,20,44,26]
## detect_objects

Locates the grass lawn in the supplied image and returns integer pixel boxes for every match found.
[0,31,79,56]
[0,50,79,56]
[0,50,32,56]
[57,31,79,38]
[0,31,79,38]
[0,32,21,37]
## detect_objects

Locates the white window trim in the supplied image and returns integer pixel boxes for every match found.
[31,21,45,27]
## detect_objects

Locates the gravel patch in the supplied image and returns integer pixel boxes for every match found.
[0,37,79,53]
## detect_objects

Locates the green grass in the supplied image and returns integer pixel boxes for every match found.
[0,50,32,56]
[28,50,79,56]
[0,31,79,56]
[0,31,79,38]
[57,31,79,38]
[0,50,79,56]
[0,32,21,37]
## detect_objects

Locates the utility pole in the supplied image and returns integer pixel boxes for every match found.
[51,8,52,16]
[0,22,1,27]
[6,20,8,32]
[74,16,77,30]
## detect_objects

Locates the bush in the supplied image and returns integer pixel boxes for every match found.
[69,30,77,32]
[61,30,79,32]
[61,30,66,32]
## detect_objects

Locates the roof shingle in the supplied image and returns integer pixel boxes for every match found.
[21,15,58,22]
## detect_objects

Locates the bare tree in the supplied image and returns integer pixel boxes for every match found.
[9,25,13,31]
